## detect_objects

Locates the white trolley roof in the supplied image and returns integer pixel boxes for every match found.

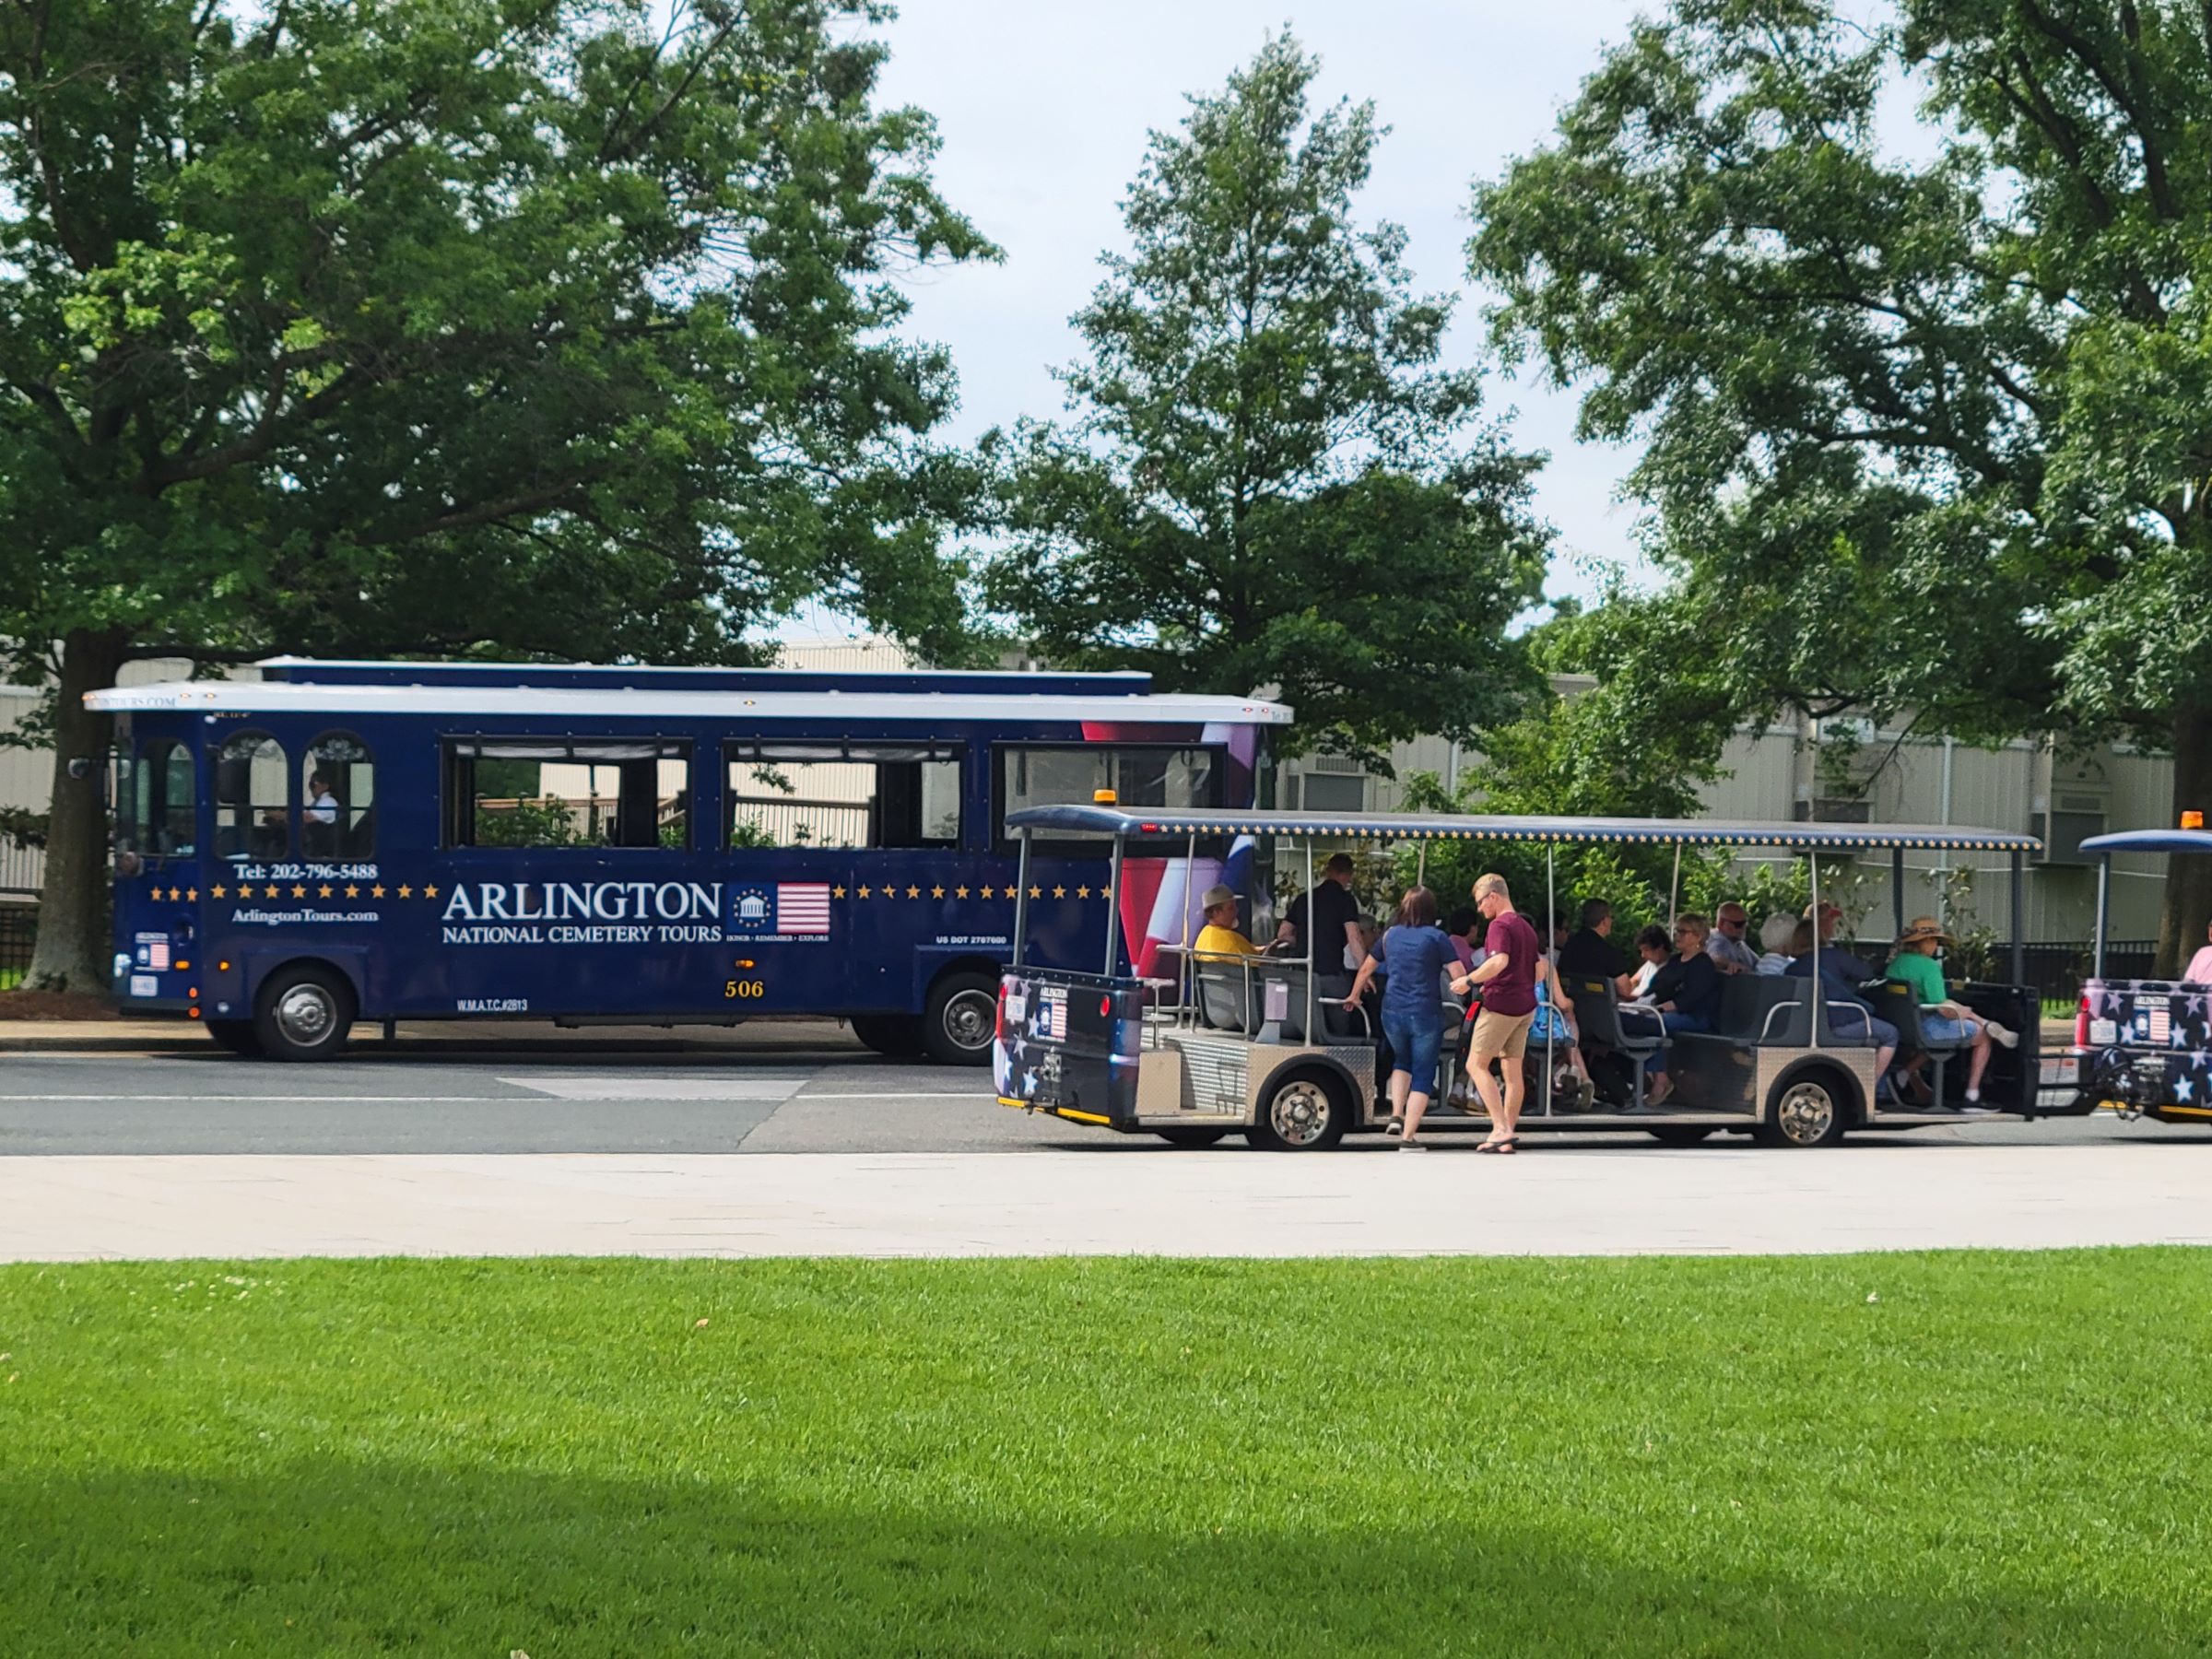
[86,678,1293,726]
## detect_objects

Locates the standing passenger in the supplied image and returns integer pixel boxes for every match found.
[1344,886,1456,1151]
[1451,873,1541,1152]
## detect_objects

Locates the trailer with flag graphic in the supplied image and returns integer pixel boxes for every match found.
[88,658,1288,1065]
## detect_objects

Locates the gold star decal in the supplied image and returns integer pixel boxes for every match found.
[264,885,282,899]
[344,884,359,899]
[832,885,847,899]
[857,885,872,900]
[371,885,386,899]
[167,886,182,901]
[290,884,307,899]
[423,884,440,899]
[317,884,333,898]
[1052,885,1066,900]
[1029,885,1042,899]
[184,888,197,902]
[397,884,413,899]
[210,883,227,900]
[1100,884,1112,899]
[906,886,921,899]
[954,885,970,900]
[1076,885,1091,899]
[930,885,945,900]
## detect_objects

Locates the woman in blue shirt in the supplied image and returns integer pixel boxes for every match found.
[1345,885,1458,1150]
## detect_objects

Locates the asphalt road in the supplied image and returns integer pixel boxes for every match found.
[0,1048,2200,1156]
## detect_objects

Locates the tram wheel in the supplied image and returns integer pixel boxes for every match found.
[850,1014,925,1058]
[204,1018,265,1059]
[922,971,998,1066]
[1244,1070,1349,1151]
[251,963,356,1063]
[1646,1126,1712,1147]
[1153,1126,1230,1147]
[1756,1070,1850,1148]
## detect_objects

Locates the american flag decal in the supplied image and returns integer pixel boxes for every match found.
[2151,1002,2172,1045]
[776,883,832,935]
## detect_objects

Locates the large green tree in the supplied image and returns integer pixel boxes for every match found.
[1471,0,2212,972]
[984,34,1548,765]
[0,0,991,991]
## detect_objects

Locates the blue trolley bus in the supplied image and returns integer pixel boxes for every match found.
[89,659,1288,1062]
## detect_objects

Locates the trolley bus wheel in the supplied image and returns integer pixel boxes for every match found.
[1153,1126,1230,1147]
[252,964,356,1063]
[1757,1069,1850,1148]
[923,971,998,1066]
[1244,1070,1349,1152]
[1646,1126,1712,1147]
[204,1019,265,1059]
[850,1014,925,1059]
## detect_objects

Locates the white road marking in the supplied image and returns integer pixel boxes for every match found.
[496,1076,809,1101]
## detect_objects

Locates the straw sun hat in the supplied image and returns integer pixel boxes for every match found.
[1895,915,1955,948]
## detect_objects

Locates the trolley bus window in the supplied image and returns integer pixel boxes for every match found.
[215,732,289,860]
[724,742,960,850]
[122,739,196,858]
[995,744,1219,848]
[443,737,690,850]
[301,731,375,859]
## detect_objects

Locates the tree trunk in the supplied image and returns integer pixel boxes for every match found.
[2158,700,2212,979]
[22,629,130,995]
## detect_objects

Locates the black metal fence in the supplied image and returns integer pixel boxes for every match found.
[1838,936,2155,1002]
[0,902,34,985]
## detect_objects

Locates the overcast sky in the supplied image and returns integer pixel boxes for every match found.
[865,0,1655,621]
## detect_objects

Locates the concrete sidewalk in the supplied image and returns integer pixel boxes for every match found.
[3,1143,2207,1260]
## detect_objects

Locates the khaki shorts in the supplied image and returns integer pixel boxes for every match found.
[1470,1008,1534,1062]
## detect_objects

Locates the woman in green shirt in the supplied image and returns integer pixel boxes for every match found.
[1887,918,2018,1108]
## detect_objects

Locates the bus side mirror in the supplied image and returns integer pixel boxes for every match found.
[66,757,92,780]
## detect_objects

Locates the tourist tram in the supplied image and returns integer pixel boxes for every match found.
[88,658,1288,1062]
[994,806,2066,1148]
[2057,824,2212,1124]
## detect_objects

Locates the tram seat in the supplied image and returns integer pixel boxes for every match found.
[1195,963,1256,1033]
[1313,972,1375,1044]
[1566,976,1665,1109]
[1253,964,1311,1041]
[1712,976,1812,1046]
[1865,981,1967,1102]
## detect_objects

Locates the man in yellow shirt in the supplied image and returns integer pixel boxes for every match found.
[1193,884,1258,959]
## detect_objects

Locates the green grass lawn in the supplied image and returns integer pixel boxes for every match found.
[3,1253,2209,1656]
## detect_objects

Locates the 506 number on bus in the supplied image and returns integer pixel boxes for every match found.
[724,979,766,1000]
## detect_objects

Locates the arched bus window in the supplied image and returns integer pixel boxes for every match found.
[120,739,196,858]
[302,731,374,859]
[214,732,289,860]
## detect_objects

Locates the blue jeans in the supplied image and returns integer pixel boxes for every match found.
[1620,1007,1712,1076]
[1382,1007,1443,1099]
[1826,1006,1900,1049]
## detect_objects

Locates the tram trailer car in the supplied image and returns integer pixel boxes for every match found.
[89,659,1288,1063]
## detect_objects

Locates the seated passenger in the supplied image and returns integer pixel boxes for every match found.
[1618,915,1724,1107]
[1785,921,1901,1096]
[1888,917,2017,1111]
[2187,916,2212,986]
[1804,901,1877,983]
[1350,913,1380,972]
[1444,906,1480,972]
[1527,952,1594,1106]
[1707,901,1759,974]
[1193,885,1258,959]
[1754,914,1796,974]
[1559,899,1637,997]
[1626,924,1670,1002]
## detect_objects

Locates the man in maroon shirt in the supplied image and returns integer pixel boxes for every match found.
[1450,872,1541,1151]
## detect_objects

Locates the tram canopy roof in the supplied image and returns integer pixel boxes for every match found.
[1004,806,2041,854]
[2077,829,2212,857]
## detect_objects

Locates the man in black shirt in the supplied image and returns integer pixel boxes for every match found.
[1277,853,1368,971]
[1558,899,1635,996]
